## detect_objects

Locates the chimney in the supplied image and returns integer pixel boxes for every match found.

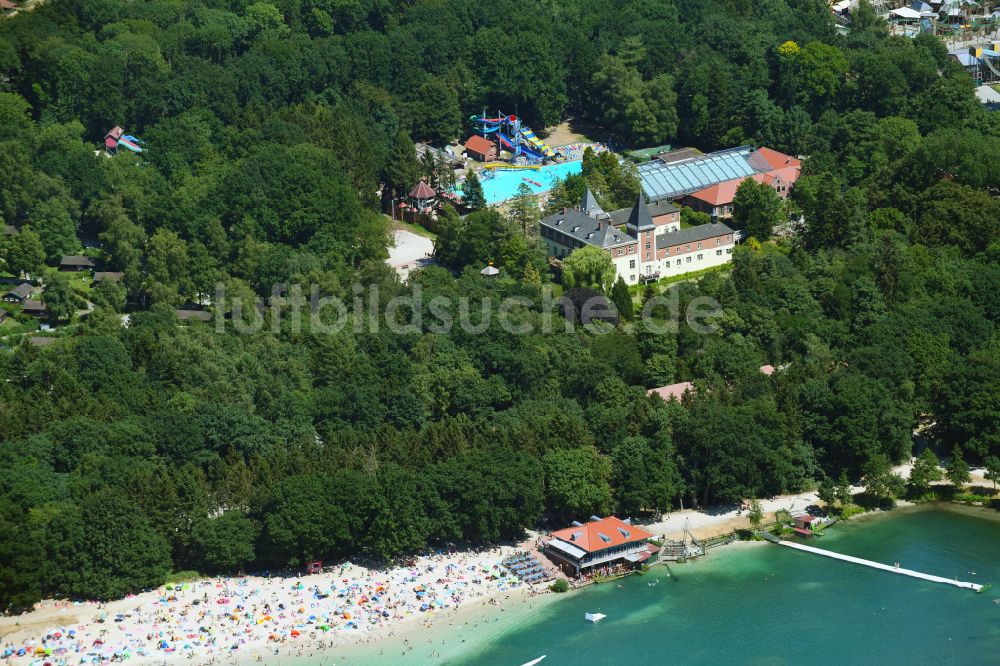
[598,220,603,231]
[562,207,567,215]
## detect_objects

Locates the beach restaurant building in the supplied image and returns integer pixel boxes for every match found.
[544,516,657,578]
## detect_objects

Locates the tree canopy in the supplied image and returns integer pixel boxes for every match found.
[0,0,997,613]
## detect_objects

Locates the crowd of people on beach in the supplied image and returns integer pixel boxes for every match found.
[1,549,537,665]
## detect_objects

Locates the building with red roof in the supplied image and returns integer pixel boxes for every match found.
[463,135,497,163]
[681,165,798,220]
[647,381,694,403]
[544,516,657,577]
[408,180,437,201]
[638,145,801,220]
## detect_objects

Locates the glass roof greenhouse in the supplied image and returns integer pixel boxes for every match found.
[637,145,757,202]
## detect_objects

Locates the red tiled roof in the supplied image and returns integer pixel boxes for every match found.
[752,146,800,171]
[0,0,16,10]
[686,175,766,206]
[409,180,437,199]
[550,517,653,553]
[464,135,494,156]
[768,165,800,184]
[647,381,693,402]
[686,157,801,207]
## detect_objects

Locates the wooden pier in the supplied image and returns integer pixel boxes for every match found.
[777,540,983,592]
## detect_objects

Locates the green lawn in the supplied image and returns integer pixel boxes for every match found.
[629,264,732,301]
[391,217,437,240]
[67,272,94,296]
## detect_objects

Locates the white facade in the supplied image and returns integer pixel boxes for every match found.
[540,191,736,284]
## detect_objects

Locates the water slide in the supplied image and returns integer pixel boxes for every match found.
[981,47,1000,79]
[519,127,556,157]
[497,132,545,160]
[117,138,143,153]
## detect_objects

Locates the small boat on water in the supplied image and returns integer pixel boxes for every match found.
[584,612,607,623]
[520,656,546,666]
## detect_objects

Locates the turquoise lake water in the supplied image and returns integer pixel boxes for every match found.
[332,505,1000,666]
[459,161,583,204]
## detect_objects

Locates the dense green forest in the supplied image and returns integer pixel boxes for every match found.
[1,0,999,613]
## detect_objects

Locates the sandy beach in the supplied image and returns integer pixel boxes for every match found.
[0,546,547,665]
[4,458,993,665]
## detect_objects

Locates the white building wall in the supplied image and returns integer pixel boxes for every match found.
[657,244,733,278]
[545,232,733,284]
[611,253,638,284]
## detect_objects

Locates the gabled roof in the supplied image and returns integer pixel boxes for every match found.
[105,126,124,140]
[27,336,57,347]
[550,516,653,554]
[656,221,735,249]
[464,135,494,155]
[647,381,694,402]
[6,283,34,299]
[685,178,749,207]
[748,147,800,173]
[409,180,437,199]
[93,271,124,283]
[540,208,635,249]
[60,255,96,268]
[626,194,654,231]
[2,225,18,235]
[647,199,679,218]
[175,309,212,322]
[21,300,46,312]
[687,163,799,207]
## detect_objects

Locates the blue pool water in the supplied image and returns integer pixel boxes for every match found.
[460,160,583,204]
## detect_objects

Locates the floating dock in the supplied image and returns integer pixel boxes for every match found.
[777,540,983,591]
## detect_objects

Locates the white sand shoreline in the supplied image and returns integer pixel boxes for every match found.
[4,460,993,665]
[0,545,546,665]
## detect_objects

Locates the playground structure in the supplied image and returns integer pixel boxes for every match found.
[469,112,559,165]
[104,126,145,155]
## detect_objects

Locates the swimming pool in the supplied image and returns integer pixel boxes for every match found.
[458,160,583,204]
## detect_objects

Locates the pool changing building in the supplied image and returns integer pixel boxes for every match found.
[540,190,735,283]
[545,516,658,577]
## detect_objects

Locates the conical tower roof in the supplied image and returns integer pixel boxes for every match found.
[626,194,653,231]
[580,188,604,217]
